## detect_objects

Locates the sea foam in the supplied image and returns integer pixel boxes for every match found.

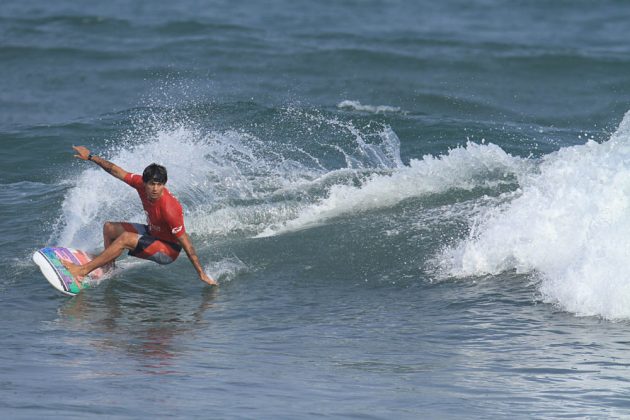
[440,111,630,320]
[337,100,402,114]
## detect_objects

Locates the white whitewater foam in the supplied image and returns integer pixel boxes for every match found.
[337,100,402,114]
[440,111,630,320]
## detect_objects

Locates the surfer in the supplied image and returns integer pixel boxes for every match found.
[61,146,217,287]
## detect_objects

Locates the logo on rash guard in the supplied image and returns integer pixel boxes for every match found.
[172,226,183,234]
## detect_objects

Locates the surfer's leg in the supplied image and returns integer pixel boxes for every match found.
[102,222,148,270]
[103,222,127,249]
[102,222,126,270]
[63,231,140,280]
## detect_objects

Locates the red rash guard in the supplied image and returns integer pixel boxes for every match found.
[123,173,186,244]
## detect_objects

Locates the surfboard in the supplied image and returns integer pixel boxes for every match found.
[33,247,108,296]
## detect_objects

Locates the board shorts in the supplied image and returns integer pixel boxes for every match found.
[121,223,182,265]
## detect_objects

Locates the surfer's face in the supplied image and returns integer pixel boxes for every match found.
[144,180,165,202]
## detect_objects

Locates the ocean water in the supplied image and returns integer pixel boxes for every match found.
[3,0,630,417]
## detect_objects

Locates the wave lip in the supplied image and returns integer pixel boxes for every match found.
[439,110,630,320]
[260,141,526,237]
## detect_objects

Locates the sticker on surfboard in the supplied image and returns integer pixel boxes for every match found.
[33,247,108,296]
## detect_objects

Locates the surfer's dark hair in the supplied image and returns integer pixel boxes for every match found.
[142,163,168,184]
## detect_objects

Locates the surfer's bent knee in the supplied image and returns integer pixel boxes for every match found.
[112,231,140,250]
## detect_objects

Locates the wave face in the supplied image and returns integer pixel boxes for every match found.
[52,104,527,261]
[51,104,630,321]
[438,111,630,320]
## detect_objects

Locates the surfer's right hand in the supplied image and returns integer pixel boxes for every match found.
[72,145,91,160]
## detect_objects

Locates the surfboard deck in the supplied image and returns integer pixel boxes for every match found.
[33,247,108,296]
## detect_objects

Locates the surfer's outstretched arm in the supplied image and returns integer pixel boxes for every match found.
[177,233,218,286]
[72,145,128,181]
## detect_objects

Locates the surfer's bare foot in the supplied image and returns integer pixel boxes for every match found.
[60,259,86,285]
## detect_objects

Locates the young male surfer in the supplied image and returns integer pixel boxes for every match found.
[62,146,217,287]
